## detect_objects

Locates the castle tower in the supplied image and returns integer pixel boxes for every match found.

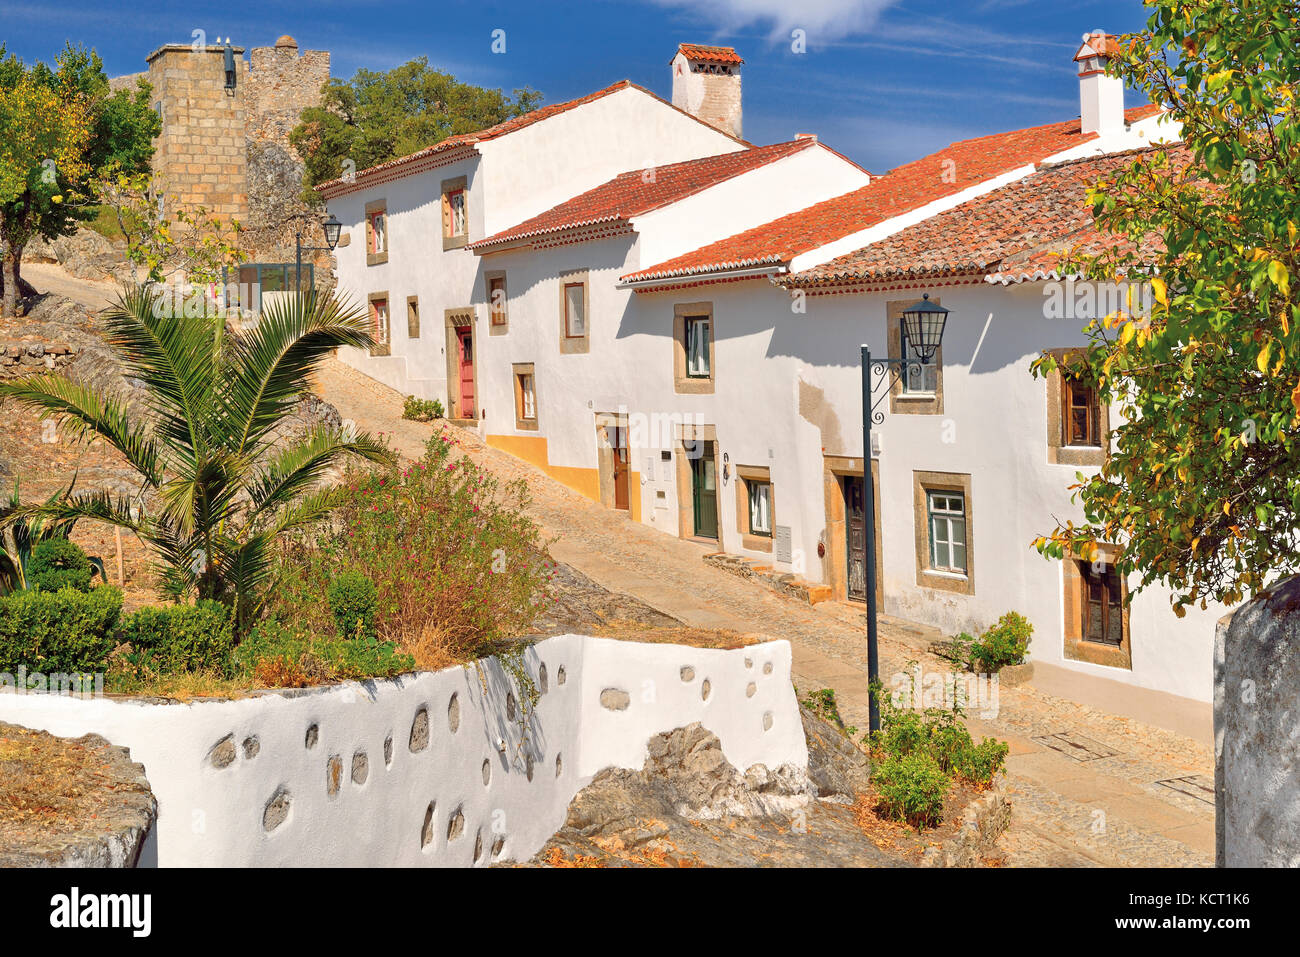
[145,40,250,221]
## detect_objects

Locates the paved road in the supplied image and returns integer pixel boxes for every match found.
[316,356,1217,867]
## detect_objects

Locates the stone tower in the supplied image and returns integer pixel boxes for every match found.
[145,41,250,221]
[670,43,743,140]
[142,35,330,228]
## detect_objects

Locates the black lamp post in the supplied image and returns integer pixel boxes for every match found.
[295,214,342,294]
[861,292,949,733]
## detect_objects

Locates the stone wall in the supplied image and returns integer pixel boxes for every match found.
[1214,577,1300,866]
[0,635,804,867]
[142,35,329,246]
[1,340,78,378]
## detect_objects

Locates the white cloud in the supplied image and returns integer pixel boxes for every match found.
[645,0,899,42]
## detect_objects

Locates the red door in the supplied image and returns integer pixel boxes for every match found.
[456,326,475,418]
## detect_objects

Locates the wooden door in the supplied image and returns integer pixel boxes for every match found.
[690,443,718,539]
[844,475,867,602]
[455,326,475,418]
[611,425,630,511]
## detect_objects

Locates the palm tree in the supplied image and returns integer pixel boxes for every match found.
[0,286,393,630]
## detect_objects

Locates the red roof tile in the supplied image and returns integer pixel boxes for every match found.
[620,105,1162,284]
[782,145,1186,288]
[318,80,749,198]
[471,140,830,250]
[675,44,744,65]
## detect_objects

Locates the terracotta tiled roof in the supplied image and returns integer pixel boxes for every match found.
[471,140,830,250]
[317,79,749,197]
[620,105,1162,284]
[782,145,1186,288]
[675,44,744,65]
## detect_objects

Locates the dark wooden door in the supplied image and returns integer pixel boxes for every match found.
[844,475,867,602]
[690,442,718,539]
[456,326,475,417]
[611,425,630,511]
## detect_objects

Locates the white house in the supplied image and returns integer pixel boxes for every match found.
[325,35,1218,703]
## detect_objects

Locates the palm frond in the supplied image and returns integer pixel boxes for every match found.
[246,424,393,520]
[223,291,374,454]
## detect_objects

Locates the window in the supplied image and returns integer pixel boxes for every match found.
[888,299,943,414]
[1079,560,1123,645]
[674,302,715,394]
[735,465,773,552]
[685,316,711,378]
[1045,348,1108,466]
[1063,376,1101,447]
[564,282,586,338]
[364,200,388,265]
[1062,547,1130,668]
[441,176,468,249]
[901,318,939,394]
[368,295,390,356]
[512,362,537,430]
[488,274,508,326]
[406,296,420,339]
[913,471,973,594]
[748,481,772,536]
[927,491,966,574]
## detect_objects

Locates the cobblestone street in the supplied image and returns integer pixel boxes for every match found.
[316,356,1215,867]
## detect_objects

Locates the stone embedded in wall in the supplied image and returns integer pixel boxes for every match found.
[263,787,292,832]
[409,707,429,752]
[599,688,631,711]
[208,733,237,769]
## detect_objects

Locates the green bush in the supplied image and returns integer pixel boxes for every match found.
[971,611,1033,672]
[800,687,858,737]
[873,751,951,829]
[0,587,123,673]
[117,600,235,676]
[268,432,552,668]
[327,571,377,640]
[27,537,95,592]
[232,616,413,687]
[956,737,1010,786]
[402,396,445,421]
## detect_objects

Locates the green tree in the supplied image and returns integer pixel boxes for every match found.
[290,57,542,195]
[0,43,159,317]
[0,289,394,631]
[1032,0,1299,615]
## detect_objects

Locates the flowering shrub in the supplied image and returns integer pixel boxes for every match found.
[402,395,444,421]
[269,430,554,668]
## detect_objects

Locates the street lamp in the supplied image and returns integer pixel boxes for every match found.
[295,213,342,294]
[861,292,951,733]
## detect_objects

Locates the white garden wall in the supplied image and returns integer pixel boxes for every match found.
[0,635,803,867]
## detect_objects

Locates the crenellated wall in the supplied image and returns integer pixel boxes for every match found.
[0,635,804,867]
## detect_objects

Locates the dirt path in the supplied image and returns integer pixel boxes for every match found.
[20,263,119,312]
[315,356,1215,867]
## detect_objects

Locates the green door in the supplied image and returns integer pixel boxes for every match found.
[690,443,718,539]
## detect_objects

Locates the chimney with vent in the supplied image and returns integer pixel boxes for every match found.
[670,43,743,139]
[1074,30,1125,136]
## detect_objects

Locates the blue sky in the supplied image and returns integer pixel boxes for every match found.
[1,0,1153,171]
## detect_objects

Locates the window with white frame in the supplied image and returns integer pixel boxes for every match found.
[926,490,966,574]
[748,481,772,537]
[564,282,586,338]
[685,315,711,378]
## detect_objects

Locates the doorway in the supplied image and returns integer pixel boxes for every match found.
[455,325,475,418]
[690,441,719,540]
[823,455,882,604]
[843,475,867,602]
[610,423,630,511]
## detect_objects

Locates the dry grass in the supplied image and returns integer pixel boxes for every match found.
[391,620,462,673]
[590,619,766,650]
[0,726,116,833]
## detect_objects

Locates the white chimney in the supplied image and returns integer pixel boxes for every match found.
[670,43,743,139]
[1073,30,1125,136]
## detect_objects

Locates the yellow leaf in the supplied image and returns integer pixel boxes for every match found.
[1151,276,1168,306]
[1291,380,1300,416]
[1270,260,1290,294]
[1120,322,1136,346]
[1258,342,1273,374]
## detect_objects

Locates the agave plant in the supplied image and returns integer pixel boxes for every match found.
[0,286,394,630]
[0,478,97,594]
